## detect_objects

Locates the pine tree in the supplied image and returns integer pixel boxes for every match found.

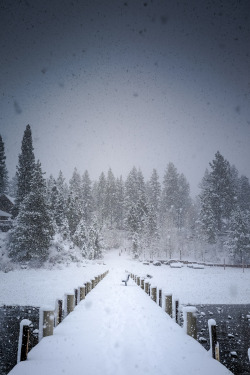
[147,169,161,215]
[8,175,18,197]
[226,206,250,264]
[14,125,35,216]
[124,167,140,211]
[161,162,179,224]
[114,176,125,229]
[177,173,191,229]
[96,172,106,226]
[199,169,218,243]
[87,218,103,259]
[73,218,88,255]
[9,161,54,264]
[238,175,250,212]
[67,168,82,235]
[199,152,236,243]
[104,168,117,228]
[81,170,93,224]
[209,151,236,230]
[0,135,8,194]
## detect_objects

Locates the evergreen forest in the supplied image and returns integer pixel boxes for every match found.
[1,125,250,268]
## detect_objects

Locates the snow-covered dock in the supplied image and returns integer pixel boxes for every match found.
[9,267,232,375]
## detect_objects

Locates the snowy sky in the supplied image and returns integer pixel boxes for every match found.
[1,0,250,196]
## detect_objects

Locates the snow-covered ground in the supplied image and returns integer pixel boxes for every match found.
[8,250,234,375]
[1,248,249,375]
[0,248,249,307]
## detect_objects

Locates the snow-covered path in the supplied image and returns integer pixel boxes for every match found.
[9,254,232,375]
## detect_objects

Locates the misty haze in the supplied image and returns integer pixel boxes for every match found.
[0,1,249,375]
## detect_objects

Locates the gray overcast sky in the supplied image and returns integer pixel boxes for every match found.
[0,0,250,196]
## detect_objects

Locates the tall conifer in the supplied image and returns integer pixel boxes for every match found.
[0,135,8,194]
[14,124,35,216]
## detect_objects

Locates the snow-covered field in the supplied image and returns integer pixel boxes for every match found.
[2,248,250,375]
[8,250,235,375]
[0,248,249,307]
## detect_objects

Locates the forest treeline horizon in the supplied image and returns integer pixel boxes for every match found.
[0,125,250,267]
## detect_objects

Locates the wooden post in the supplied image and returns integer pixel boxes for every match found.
[66,293,75,315]
[145,281,149,294]
[151,287,157,303]
[175,299,179,324]
[21,324,30,361]
[137,277,140,286]
[159,289,162,307]
[209,319,220,361]
[91,279,95,289]
[141,279,145,290]
[55,299,63,326]
[18,320,32,362]
[185,307,197,340]
[43,310,54,337]
[165,294,172,317]
[79,286,86,301]
[86,281,91,294]
[74,288,78,306]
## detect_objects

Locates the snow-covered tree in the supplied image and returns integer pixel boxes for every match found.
[238,175,250,212]
[73,218,89,256]
[161,162,180,224]
[87,218,103,260]
[124,166,140,211]
[8,174,18,197]
[199,152,236,242]
[147,169,161,216]
[81,170,93,224]
[199,169,218,243]
[94,172,106,226]
[225,207,250,264]
[9,161,54,264]
[104,168,117,228]
[114,176,125,229]
[0,135,8,194]
[67,168,82,235]
[67,192,82,236]
[14,125,35,216]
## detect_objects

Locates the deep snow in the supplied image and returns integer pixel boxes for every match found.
[0,249,249,307]
[1,248,249,374]
[7,251,233,375]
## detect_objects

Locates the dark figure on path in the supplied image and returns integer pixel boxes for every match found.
[122,274,130,286]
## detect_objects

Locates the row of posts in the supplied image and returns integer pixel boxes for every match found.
[18,270,109,363]
[130,273,220,362]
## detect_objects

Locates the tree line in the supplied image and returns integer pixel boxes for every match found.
[0,125,250,266]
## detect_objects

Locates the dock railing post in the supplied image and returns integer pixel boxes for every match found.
[164,294,173,317]
[79,286,86,301]
[39,309,54,341]
[151,286,157,303]
[175,299,179,324]
[65,293,75,316]
[208,319,220,361]
[17,319,32,363]
[159,289,162,307]
[55,299,63,326]
[74,288,78,306]
[184,306,197,340]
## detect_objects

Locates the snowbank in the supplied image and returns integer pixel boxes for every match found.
[8,266,232,375]
[0,262,107,307]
